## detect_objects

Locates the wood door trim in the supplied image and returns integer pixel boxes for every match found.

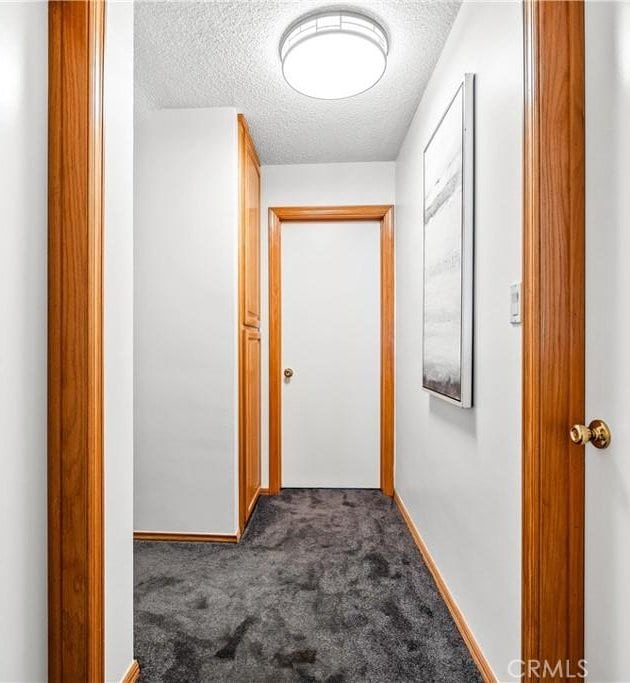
[48,2,106,681]
[380,208,395,496]
[268,209,283,494]
[272,205,393,222]
[522,0,585,677]
[268,205,394,496]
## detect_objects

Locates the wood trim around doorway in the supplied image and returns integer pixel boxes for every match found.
[48,2,106,681]
[522,0,586,677]
[268,205,394,496]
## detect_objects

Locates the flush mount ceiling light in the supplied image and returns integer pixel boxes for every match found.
[279,9,389,100]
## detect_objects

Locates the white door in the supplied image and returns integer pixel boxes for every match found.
[585,4,630,681]
[281,221,380,488]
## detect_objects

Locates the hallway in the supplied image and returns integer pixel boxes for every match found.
[8,1,627,681]
[134,490,480,682]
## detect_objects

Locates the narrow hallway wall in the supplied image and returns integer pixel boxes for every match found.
[134,108,239,534]
[0,3,48,680]
[394,2,523,679]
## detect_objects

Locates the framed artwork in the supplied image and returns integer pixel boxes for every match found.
[422,73,474,407]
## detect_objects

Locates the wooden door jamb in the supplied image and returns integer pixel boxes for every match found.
[522,1,586,678]
[267,205,395,497]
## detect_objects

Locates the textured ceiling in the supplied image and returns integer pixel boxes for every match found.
[135,1,461,164]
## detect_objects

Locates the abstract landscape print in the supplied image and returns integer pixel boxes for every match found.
[422,75,473,407]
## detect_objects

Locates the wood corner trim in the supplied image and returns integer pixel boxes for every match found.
[267,206,394,497]
[120,659,140,683]
[133,531,240,543]
[393,491,497,683]
[237,113,261,168]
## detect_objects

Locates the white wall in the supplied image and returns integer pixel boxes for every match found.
[104,1,134,680]
[260,162,396,486]
[0,3,48,681]
[585,3,630,681]
[394,2,522,680]
[134,107,239,534]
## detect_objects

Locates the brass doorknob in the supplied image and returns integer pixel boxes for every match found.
[283,368,294,379]
[569,419,611,449]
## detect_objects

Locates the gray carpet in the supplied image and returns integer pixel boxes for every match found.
[134,489,482,682]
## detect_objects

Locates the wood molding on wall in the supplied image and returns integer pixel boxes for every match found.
[48,2,106,681]
[270,205,394,222]
[120,659,140,683]
[268,205,395,496]
[380,208,395,496]
[268,209,283,494]
[522,0,586,677]
[394,491,497,683]
[133,531,240,543]
[237,112,261,169]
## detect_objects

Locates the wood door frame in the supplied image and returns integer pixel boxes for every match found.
[48,1,106,680]
[268,205,395,496]
[522,0,586,678]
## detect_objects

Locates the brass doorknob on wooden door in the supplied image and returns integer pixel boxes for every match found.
[569,419,611,449]
[283,368,294,379]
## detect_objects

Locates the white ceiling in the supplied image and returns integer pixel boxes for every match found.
[134,1,461,165]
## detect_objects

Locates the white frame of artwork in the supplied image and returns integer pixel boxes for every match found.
[421,73,474,407]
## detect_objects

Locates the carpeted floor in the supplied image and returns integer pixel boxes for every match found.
[134,489,482,682]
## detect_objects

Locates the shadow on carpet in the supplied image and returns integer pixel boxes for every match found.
[134,489,482,682]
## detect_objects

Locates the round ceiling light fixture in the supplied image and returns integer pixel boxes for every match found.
[279,9,389,100]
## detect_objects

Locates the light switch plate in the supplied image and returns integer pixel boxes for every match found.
[510,282,522,325]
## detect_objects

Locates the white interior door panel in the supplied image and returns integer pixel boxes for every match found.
[281,221,380,488]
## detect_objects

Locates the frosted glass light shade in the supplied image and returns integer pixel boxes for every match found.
[280,11,388,100]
